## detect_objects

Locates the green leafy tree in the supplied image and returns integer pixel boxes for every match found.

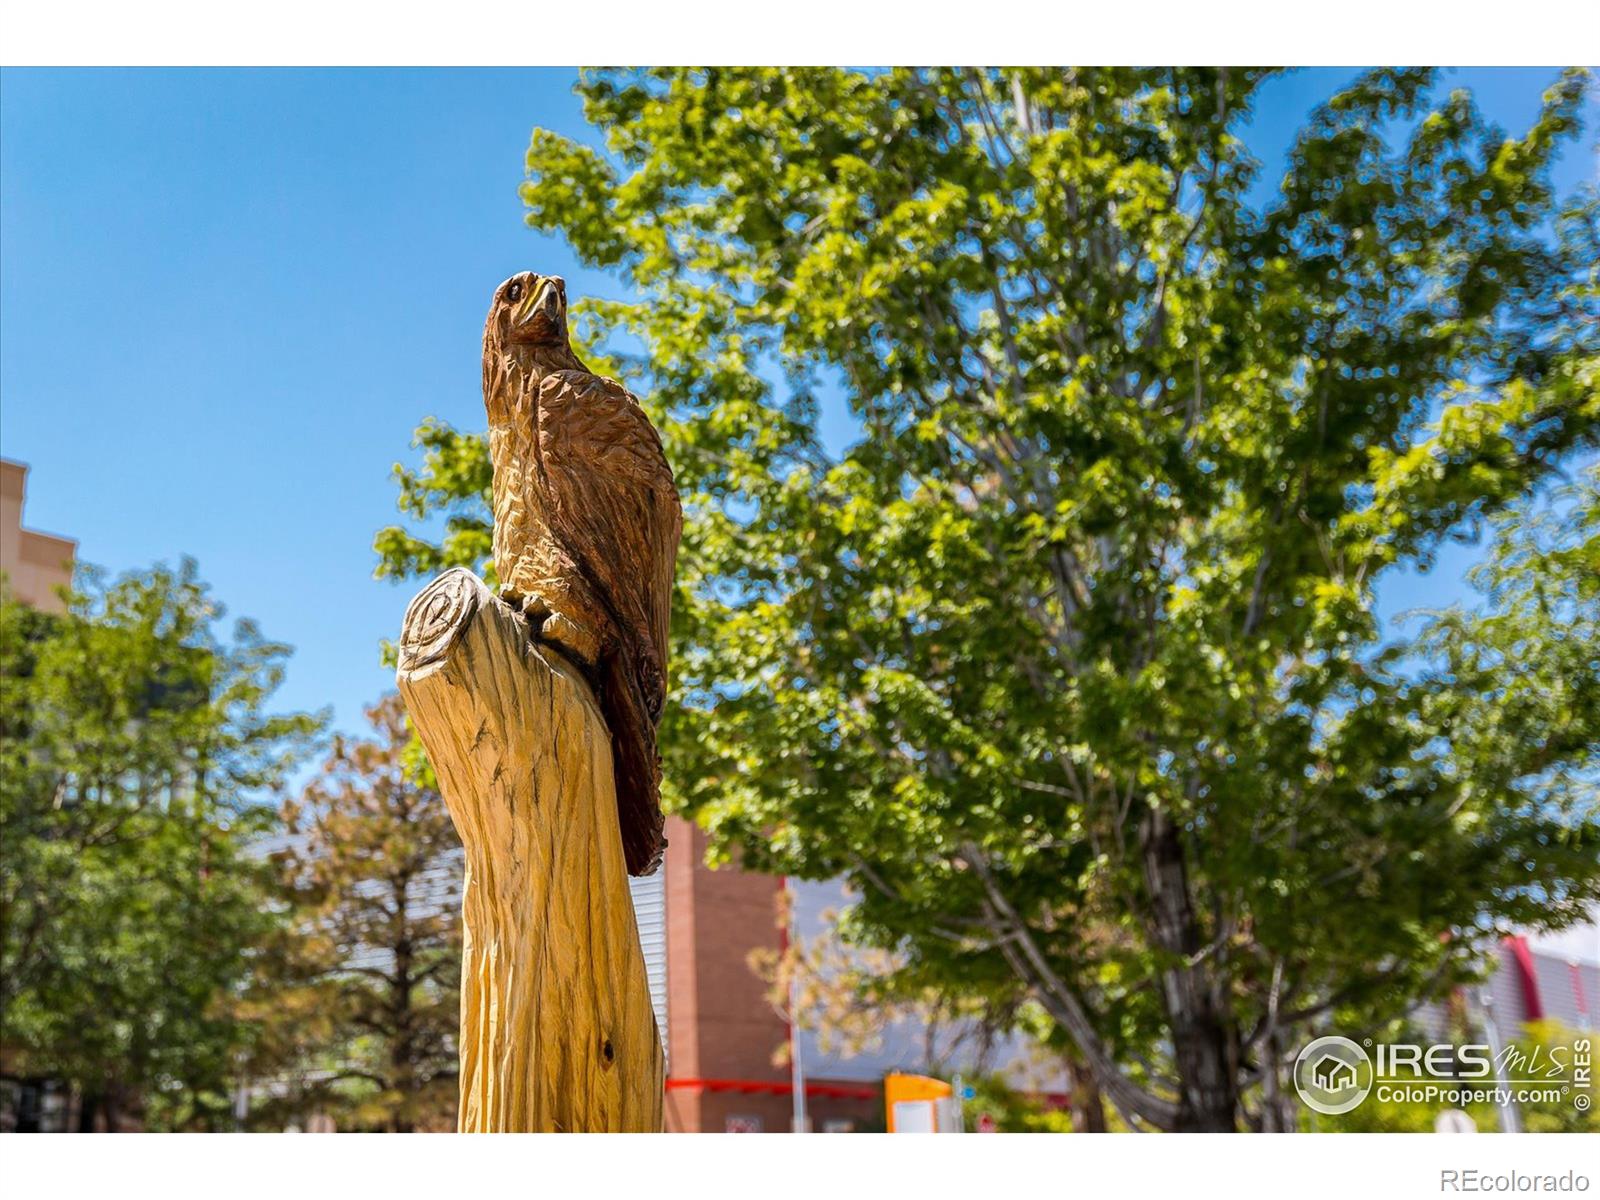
[376,68,1600,1130]
[1410,463,1600,867]
[0,561,322,1130]
[255,694,461,1132]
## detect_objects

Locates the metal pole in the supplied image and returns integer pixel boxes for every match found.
[1477,985,1522,1134]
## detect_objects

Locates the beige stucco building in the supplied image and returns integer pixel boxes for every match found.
[1,459,76,613]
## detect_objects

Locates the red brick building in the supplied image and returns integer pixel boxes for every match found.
[655,816,881,1133]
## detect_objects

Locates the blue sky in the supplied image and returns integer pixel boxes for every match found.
[2,67,1594,756]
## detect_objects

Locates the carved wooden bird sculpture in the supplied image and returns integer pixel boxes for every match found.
[482,271,682,875]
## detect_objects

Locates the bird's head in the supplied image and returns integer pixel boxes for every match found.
[487,271,569,350]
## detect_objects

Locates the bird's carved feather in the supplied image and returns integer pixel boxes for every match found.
[481,272,681,876]
[532,370,680,876]
[534,369,680,700]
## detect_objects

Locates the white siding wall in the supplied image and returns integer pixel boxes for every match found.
[630,864,669,1064]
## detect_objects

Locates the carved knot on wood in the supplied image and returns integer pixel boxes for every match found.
[399,567,485,672]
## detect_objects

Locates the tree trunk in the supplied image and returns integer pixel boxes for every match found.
[76,1088,102,1132]
[396,568,664,1132]
[1139,808,1240,1131]
[391,914,416,1133]
[1065,1055,1107,1133]
[102,1084,123,1132]
[1256,1031,1300,1132]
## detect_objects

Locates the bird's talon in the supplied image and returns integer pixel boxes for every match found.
[539,612,600,672]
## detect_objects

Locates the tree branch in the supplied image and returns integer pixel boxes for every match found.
[959,842,1181,1128]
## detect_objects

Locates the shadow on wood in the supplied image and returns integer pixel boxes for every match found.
[396,567,665,1132]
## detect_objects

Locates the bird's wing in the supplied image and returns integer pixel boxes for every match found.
[534,369,682,711]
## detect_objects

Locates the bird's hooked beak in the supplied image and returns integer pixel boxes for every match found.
[513,275,565,339]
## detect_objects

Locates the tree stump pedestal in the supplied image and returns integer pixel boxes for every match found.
[396,567,664,1132]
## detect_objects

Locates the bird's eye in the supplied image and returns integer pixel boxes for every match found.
[506,281,523,303]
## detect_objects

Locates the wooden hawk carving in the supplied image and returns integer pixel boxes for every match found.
[482,271,682,875]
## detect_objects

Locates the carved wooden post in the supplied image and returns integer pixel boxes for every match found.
[396,567,665,1132]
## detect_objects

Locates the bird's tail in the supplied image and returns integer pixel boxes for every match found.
[599,650,667,876]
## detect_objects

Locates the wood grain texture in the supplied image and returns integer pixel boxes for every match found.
[481,271,682,877]
[396,567,665,1132]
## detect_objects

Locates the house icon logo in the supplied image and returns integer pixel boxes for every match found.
[1312,1053,1357,1093]
[1293,1036,1373,1115]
